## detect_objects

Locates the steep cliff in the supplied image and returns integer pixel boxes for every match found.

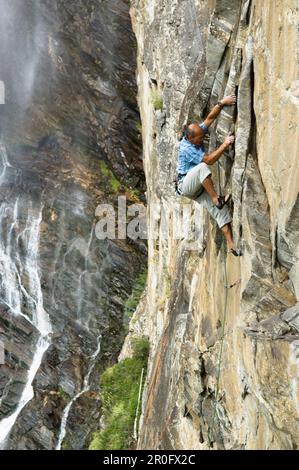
[123,0,299,450]
[0,0,146,450]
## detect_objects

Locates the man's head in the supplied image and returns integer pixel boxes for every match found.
[185,123,204,146]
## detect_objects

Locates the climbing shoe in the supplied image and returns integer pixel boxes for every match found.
[216,194,231,210]
[229,248,242,257]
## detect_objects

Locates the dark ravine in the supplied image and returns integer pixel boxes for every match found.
[0,0,146,450]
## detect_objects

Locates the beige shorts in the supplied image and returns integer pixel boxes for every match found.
[180,163,232,228]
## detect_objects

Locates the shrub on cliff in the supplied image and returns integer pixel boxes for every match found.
[89,337,149,450]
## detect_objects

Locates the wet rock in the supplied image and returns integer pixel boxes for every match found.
[0,0,146,450]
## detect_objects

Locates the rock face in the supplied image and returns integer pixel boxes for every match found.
[122,0,299,450]
[0,0,146,449]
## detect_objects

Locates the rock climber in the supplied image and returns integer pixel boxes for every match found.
[176,95,241,256]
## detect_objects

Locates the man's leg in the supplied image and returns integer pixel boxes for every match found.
[201,175,218,205]
[220,223,235,250]
[181,163,212,198]
[196,191,233,241]
[181,163,230,206]
[195,191,242,255]
[221,223,242,255]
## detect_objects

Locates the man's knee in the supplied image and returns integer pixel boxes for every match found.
[195,162,211,183]
[198,162,210,172]
[220,222,230,231]
[220,220,232,231]
[202,173,212,184]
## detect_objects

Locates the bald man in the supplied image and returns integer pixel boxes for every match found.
[176,95,241,256]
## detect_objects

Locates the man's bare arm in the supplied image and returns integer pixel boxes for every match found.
[203,134,235,165]
[203,94,236,128]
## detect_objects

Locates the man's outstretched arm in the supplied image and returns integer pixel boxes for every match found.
[203,94,236,128]
[203,133,235,165]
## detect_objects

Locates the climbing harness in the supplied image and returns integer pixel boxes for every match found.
[174,174,186,195]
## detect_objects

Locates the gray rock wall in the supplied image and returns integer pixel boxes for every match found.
[123,0,299,450]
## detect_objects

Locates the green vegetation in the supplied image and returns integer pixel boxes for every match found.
[151,89,163,111]
[99,160,141,200]
[127,187,141,201]
[61,440,71,450]
[57,386,69,400]
[89,337,150,450]
[135,122,142,132]
[124,268,147,322]
[100,160,121,193]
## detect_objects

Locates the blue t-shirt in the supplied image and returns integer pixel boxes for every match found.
[177,122,209,175]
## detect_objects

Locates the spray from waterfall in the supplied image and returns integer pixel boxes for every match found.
[56,336,101,450]
[0,143,52,448]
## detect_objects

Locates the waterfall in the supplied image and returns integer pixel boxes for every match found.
[0,0,46,109]
[75,222,96,327]
[0,1,51,447]
[0,0,140,450]
[56,336,101,450]
[0,142,12,179]
[56,222,99,450]
[0,143,52,448]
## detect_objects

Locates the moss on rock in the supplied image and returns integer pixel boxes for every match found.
[89,337,149,450]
